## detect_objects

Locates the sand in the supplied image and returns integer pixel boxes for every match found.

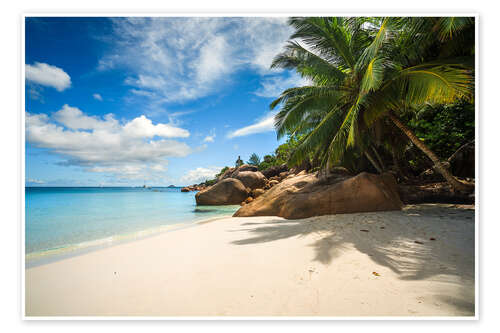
[25,204,475,317]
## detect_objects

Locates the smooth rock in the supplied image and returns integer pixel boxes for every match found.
[195,178,249,205]
[252,188,266,198]
[234,171,267,190]
[234,172,403,219]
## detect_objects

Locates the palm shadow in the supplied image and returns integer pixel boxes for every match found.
[232,205,475,282]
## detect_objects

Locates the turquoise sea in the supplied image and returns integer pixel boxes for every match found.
[25,187,239,265]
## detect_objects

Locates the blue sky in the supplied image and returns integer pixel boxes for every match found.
[25,17,307,186]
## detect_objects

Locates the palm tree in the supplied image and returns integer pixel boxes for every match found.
[248,153,261,166]
[271,17,474,191]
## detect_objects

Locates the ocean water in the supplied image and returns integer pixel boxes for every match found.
[25,187,239,264]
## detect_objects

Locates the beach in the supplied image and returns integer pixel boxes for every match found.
[25,203,475,317]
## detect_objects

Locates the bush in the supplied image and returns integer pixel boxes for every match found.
[406,101,475,159]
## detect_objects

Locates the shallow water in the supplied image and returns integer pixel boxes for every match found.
[25,187,239,262]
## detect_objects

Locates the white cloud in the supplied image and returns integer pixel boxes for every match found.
[181,166,222,185]
[93,93,103,101]
[203,135,215,143]
[227,113,276,138]
[99,17,294,104]
[254,72,311,98]
[203,129,216,143]
[26,105,192,180]
[25,62,71,91]
[123,115,190,138]
[53,104,114,130]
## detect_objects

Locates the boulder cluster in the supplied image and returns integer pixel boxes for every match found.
[194,164,292,206]
[180,184,207,192]
[187,163,403,219]
[234,171,403,219]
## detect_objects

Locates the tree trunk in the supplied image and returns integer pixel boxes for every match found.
[372,146,386,172]
[364,150,383,174]
[387,111,472,192]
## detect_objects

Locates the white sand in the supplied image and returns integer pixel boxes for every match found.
[25,204,475,317]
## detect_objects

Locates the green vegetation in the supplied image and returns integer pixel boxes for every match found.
[247,153,261,166]
[406,101,475,160]
[196,18,475,191]
[269,17,474,191]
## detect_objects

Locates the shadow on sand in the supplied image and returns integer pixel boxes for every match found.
[232,204,475,283]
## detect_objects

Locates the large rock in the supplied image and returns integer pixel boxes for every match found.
[261,164,288,179]
[233,171,267,190]
[234,172,403,219]
[251,188,266,198]
[217,164,259,183]
[217,167,236,182]
[237,164,259,172]
[398,182,475,204]
[195,178,249,205]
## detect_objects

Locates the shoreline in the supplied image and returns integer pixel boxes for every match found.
[26,213,237,268]
[26,204,475,317]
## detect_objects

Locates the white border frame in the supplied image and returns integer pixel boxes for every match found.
[20,12,479,321]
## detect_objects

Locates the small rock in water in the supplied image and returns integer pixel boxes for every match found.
[414,240,424,245]
[430,237,436,241]
[360,229,369,232]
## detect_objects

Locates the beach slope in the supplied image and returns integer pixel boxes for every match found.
[26,204,475,317]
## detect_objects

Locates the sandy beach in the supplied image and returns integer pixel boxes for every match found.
[25,204,475,317]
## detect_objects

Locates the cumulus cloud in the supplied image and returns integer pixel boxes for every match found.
[25,62,71,91]
[93,93,103,101]
[227,113,276,138]
[26,105,192,180]
[99,17,294,104]
[181,166,222,185]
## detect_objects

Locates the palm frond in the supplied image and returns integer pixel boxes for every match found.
[288,106,345,166]
[274,93,340,139]
[360,57,386,93]
[433,17,474,42]
[396,64,474,105]
[270,86,340,110]
[270,41,346,85]
[289,17,356,69]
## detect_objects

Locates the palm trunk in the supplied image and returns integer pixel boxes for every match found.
[372,146,386,172]
[387,111,471,192]
[364,150,383,174]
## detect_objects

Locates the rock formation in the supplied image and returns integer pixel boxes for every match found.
[233,172,403,219]
[195,178,250,205]
[233,171,267,190]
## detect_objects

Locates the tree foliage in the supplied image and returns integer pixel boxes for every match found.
[269,16,474,190]
[247,153,261,166]
[406,101,475,159]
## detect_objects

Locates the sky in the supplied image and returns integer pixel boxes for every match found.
[25,17,307,186]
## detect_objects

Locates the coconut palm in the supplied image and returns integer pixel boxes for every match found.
[271,17,474,191]
[247,153,261,166]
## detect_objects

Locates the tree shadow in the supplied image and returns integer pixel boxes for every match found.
[232,204,475,282]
